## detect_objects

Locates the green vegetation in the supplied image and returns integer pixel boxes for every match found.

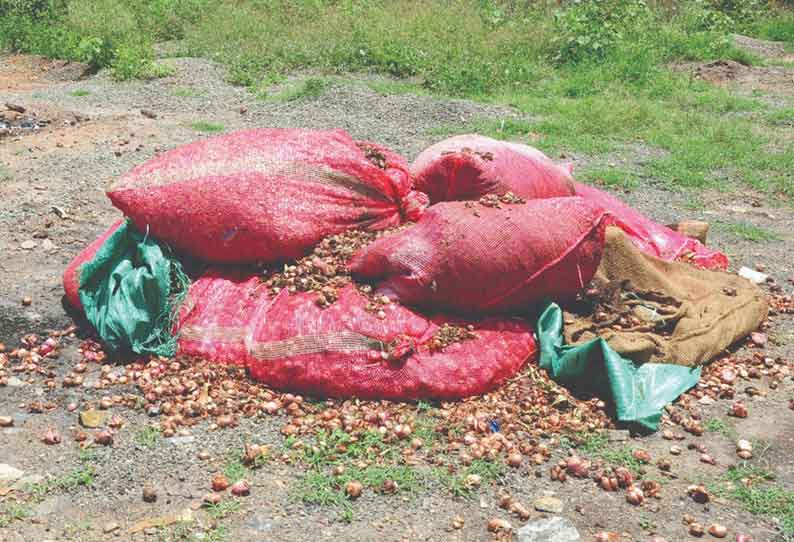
[135,425,162,448]
[572,431,646,475]
[1,2,792,198]
[442,459,505,498]
[720,221,781,242]
[722,465,794,540]
[205,499,241,521]
[704,416,735,437]
[577,167,640,191]
[69,88,90,96]
[190,121,224,133]
[267,77,331,101]
[0,502,29,528]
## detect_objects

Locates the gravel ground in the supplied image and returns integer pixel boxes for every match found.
[1,41,794,542]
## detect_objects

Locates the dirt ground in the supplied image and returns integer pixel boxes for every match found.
[1,36,794,542]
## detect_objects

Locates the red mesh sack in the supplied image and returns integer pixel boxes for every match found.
[574,182,728,270]
[62,219,125,311]
[410,134,575,203]
[107,128,428,264]
[349,197,608,314]
[177,273,536,400]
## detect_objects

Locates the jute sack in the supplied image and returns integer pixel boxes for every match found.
[564,227,767,366]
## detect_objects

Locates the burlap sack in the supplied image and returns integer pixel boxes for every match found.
[564,227,767,366]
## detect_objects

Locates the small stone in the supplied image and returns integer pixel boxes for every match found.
[533,496,564,514]
[517,516,581,542]
[141,109,157,119]
[0,464,25,482]
[142,486,157,503]
[102,521,120,533]
[21,240,37,250]
[0,416,13,427]
[5,102,26,113]
[750,332,767,347]
[168,435,196,445]
[21,297,32,306]
[606,429,629,442]
[41,239,56,251]
[698,396,715,405]
[79,409,108,428]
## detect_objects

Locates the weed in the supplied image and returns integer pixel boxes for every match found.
[719,222,781,242]
[268,77,330,102]
[69,88,90,96]
[222,456,247,484]
[444,459,504,498]
[205,499,241,521]
[722,465,794,540]
[0,502,29,528]
[767,108,794,128]
[190,121,224,133]
[135,426,161,448]
[572,432,646,475]
[173,87,200,97]
[704,417,735,437]
[578,168,640,191]
[26,466,95,502]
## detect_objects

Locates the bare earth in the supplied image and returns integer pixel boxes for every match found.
[1,37,794,542]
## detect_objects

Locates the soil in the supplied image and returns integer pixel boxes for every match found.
[2,35,794,542]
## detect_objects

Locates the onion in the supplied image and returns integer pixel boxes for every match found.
[565,455,589,478]
[211,474,230,492]
[345,480,363,499]
[231,480,250,496]
[687,484,710,503]
[42,428,61,445]
[700,453,716,465]
[203,493,221,506]
[486,518,511,533]
[594,532,620,542]
[507,452,523,468]
[626,485,645,505]
[0,416,13,427]
[632,448,651,463]
[142,486,157,503]
[613,467,633,488]
[729,402,748,418]
[708,524,727,538]
[689,522,705,537]
[94,430,113,446]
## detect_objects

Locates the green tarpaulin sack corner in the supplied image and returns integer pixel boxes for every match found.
[77,219,189,356]
[537,302,701,432]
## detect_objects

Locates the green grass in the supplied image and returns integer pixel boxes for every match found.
[0,502,29,528]
[1,1,792,200]
[222,455,247,484]
[720,221,781,242]
[190,121,224,133]
[69,88,90,96]
[135,426,161,448]
[704,417,736,438]
[572,432,646,476]
[266,77,331,101]
[578,168,640,191]
[173,87,202,97]
[722,465,794,541]
[205,499,241,521]
[443,459,505,498]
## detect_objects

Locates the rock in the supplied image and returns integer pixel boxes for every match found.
[518,516,581,542]
[5,102,25,113]
[103,521,120,533]
[79,409,108,428]
[141,109,158,119]
[6,376,24,387]
[533,496,565,514]
[0,464,24,482]
[20,240,37,250]
[41,239,56,251]
[739,266,767,284]
[168,435,196,445]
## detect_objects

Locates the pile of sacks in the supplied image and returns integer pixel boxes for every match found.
[62,129,757,423]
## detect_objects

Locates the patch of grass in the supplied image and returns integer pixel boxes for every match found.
[26,466,95,502]
[719,221,781,242]
[767,107,794,127]
[268,77,331,102]
[173,87,201,98]
[205,499,241,521]
[0,165,11,184]
[572,432,645,475]
[704,417,735,438]
[190,121,224,134]
[444,459,504,498]
[69,88,90,96]
[135,426,161,449]
[722,465,794,540]
[0,502,29,528]
[578,168,640,191]
[302,429,401,468]
[222,456,247,484]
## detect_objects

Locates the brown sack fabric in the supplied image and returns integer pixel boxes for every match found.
[564,227,768,366]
